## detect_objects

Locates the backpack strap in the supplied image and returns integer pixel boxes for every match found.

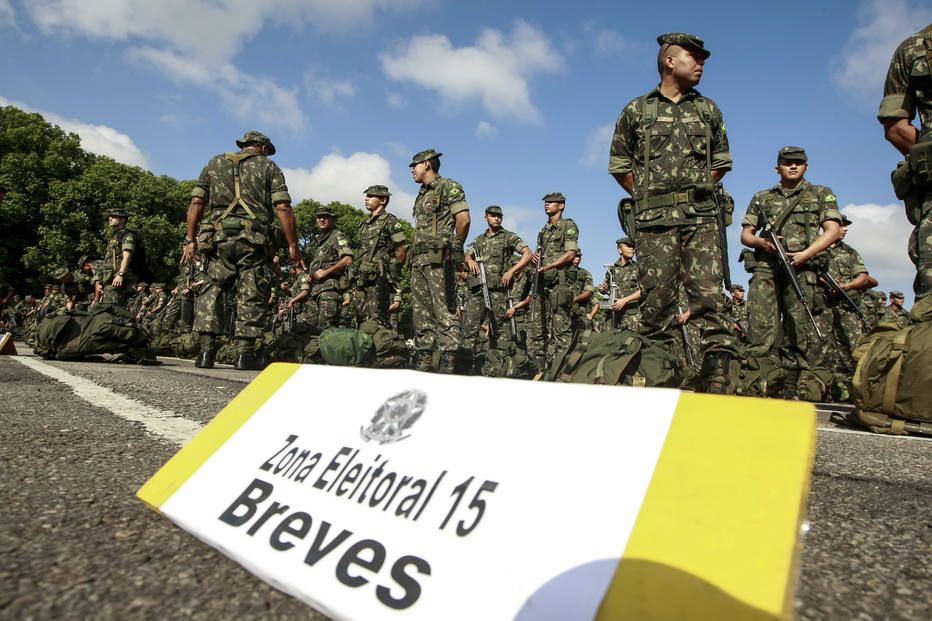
[882,327,912,414]
[693,96,714,176]
[217,152,259,221]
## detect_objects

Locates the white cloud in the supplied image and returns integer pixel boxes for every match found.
[0,0,15,28]
[386,93,405,109]
[475,121,499,139]
[283,151,417,222]
[303,67,355,105]
[0,96,149,168]
[840,202,914,289]
[582,21,629,57]
[379,19,564,122]
[832,0,932,103]
[580,123,614,167]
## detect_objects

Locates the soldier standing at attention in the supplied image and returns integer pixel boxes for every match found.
[408,149,470,373]
[101,208,138,305]
[568,250,595,332]
[730,284,748,341]
[183,131,304,370]
[608,32,736,393]
[528,192,579,367]
[740,147,841,400]
[464,205,532,357]
[302,205,353,333]
[881,291,912,328]
[353,185,407,328]
[879,24,932,301]
[596,237,642,331]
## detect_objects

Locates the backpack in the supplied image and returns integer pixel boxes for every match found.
[318,327,374,366]
[850,296,932,435]
[35,310,90,358]
[69,303,151,358]
[546,328,681,387]
[359,321,408,369]
[117,228,154,283]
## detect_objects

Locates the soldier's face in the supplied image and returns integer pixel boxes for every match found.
[411,162,428,183]
[485,213,502,229]
[316,215,334,231]
[839,225,849,240]
[573,255,581,266]
[732,289,744,303]
[619,244,635,260]
[776,159,807,183]
[668,45,704,86]
[544,201,564,217]
[108,215,126,228]
[365,195,387,212]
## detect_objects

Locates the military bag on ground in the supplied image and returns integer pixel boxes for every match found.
[318,327,375,366]
[359,321,408,368]
[546,328,681,387]
[728,350,785,398]
[481,341,538,379]
[851,296,932,435]
[35,310,90,358]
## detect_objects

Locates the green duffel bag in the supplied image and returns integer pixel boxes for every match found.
[546,328,681,387]
[35,310,90,358]
[67,303,149,357]
[318,327,374,366]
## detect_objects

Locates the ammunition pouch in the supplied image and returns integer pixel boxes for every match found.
[553,284,574,308]
[414,240,446,265]
[197,223,217,254]
[356,261,379,283]
[908,140,932,187]
[338,273,351,292]
[892,141,932,226]
[466,274,483,291]
[389,260,402,281]
[541,269,558,285]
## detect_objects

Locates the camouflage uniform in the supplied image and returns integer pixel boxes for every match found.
[190,139,290,342]
[302,224,353,333]
[731,300,749,340]
[568,263,595,332]
[101,218,138,305]
[742,179,842,383]
[881,294,912,328]
[410,152,469,368]
[820,241,869,370]
[862,290,886,328]
[599,259,642,331]
[878,25,932,300]
[463,226,528,353]
[527,207,580,363]
[608,72,736,366]
[353,206,406,327]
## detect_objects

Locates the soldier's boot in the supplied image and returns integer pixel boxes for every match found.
[195,332,216,369]
[782,368,801,401]
[699,351,734,395]
[435,351,456,374]
[413,350,433,372]
[234,337,264,371]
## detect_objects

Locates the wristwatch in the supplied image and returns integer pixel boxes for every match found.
[117,271,125,276]
[183,237,195,246]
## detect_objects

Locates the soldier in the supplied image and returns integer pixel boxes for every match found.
[463,205,532,358]
[352,185,407,328]
[127,282,148,316]
[730,284,748,341]
[881,291,912,328]
[608,32,736,393]
[879,24,932,301]
[596,237,642,331]
[301,204,353,333]
[135,283,156,323]
[74,254,100,310]
[740,146,841,400]
[183,130,304,370]
[142,283,170,332]
[864,289,887,326]
[101,208,139,305]
[408,149,471,373]
[527,192,579,367]
[568,250,595,332]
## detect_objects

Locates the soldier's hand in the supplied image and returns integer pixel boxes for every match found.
[314,269,327,281]
[787,249,811,267]
[182,242,197,263]
[289,245,307,271]
[505,307,515,318]
[112,274,123,288]
[389,300,400,312]
[675,308,691,324]
[597,283,608,293]
[466,258,479,274]
[502,271,513,288]
[531,252,540,265]
[613,299,627,312]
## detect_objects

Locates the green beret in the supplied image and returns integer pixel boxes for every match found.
[106,208,129,218]
[409,149,442,166]
[52,267,69,279]
[657,32,710,59]
[236,130,276,155]
[542,191,566,203]
[364,184,391,197]
[730,284,745,292]
[485,205,503,216]
[616,237,634,247]
[315,204,337,217]
[778,146,808,163]
[890,291,905,299]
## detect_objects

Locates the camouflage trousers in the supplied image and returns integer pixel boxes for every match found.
[193,237,271,339]
[463,288,512,353]
[100,276,135,307]
[605,308,642,332]
[352,281,393,328]
[527,282,573,362]
[820,295,866,372]
[411,260,460,353]
[162,294,194,335]
[907,189,932,300]
[636,222,737,356]
[302,288,341,333]
[748,265,829,370]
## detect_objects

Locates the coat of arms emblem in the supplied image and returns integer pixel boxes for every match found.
[360,389,427,444]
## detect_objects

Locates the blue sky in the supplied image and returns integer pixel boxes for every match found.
[1,0,930,304]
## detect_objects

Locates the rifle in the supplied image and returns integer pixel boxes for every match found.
[598,264,619,329]
[735,318,748,339]
[505,285,518,339]
[820,271,871,331]
[677,305,696,367]
[752,200,824,341]
[529,231,544,324]
[713,182,732,291]
[470,242,496,343]
[443,249,457,314]
[375,258,392,326]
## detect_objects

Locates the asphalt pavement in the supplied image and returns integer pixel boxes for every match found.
[0,346,929,620]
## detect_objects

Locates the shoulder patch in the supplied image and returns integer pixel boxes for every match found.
[824,194,837,202]
[567,228,577,236]
[448,185,462,197]
[393,222,403,230]
[338,239,347,246]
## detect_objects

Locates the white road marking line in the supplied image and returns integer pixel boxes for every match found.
[14,357,203,446]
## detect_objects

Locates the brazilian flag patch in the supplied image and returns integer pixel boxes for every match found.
[567,228,577,236]
[825,194,837,202]
[449,186,462,196]
[338,239,347,246]
[393,222,402,230]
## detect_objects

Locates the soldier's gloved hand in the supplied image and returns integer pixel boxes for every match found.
[451,241,465,264]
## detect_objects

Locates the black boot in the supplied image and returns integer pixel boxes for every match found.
[195,349,215,369]
[234,350,264,371]
[700,351,733,395]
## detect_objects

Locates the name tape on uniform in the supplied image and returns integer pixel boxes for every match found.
[138,364,816,620]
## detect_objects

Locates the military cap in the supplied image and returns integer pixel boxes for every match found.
[76,253,98,268]
[657,32,710,59]
[890,290,905,299]
[13,294,21,301]
[52,267,69,279]
[106,208,130,218]
[152,282,165,289]
[409,149,442,166]
[363,184,391,197]
[730,284,745,292]
[236,130,276,155]
[137,282,149,289]
[616,236,634,247]
[841,213,853,226]
[576,249,583,258]
[44,283,54,289]
[49,283,61,291]
[777,146,808,163]
[24,295,33,301]
[315,204,337,217]
[485,205,503,216]
[542,191,566,202]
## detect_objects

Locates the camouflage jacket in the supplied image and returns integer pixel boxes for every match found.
[306,228,353,295]
[742,179,842,259]
[356,210,406,281]
[191,149,291,226]
[568,266,595,315]
[731,300,749,327]
[468,228,528,290]
[600,259,640,313]
[104,227,136,279]
[412,176,468,265]
[879,25,932,140]
[824,242,868,302]
[537,217,580,279]
[609,86,732,226]
[881,305,912,328]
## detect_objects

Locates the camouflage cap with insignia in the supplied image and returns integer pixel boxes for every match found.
[106,208,130,218]
[730,284,745,292]
[485,205,503,216]
[52,267,69,279]
[409,149,442,166]
[315,204,337,217]
[890,290,905,299]
[49,283,61,291]
[657,32,710,59]
[542,191,566,203]
[364,184,391,197]
[236,130,276,155]
[777,146,808,163]
[616,236,634,247]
